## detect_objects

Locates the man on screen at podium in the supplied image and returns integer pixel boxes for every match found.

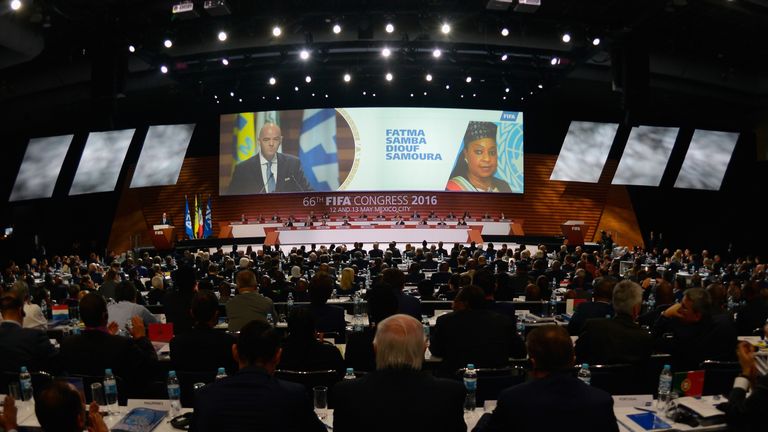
[227,122,313,195]
[160,212,173,225]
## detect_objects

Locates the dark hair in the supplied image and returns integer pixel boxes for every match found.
[114,281,137,302]
[705,283,727,311]
[417,279,434,298]
[309,272,335,306]
[367,284,399,325]
[449,121,499,179]
[191,290,219,326]
[35,380,84,432]
[381,268,406,291]
[236,320,281,366]
[79,293,108,327]
[593,278,616,301]
[173,266,197,293]
[287,307,316,340]
[473,269,495,297]
[526,325,574,373]
[454,285,486,310]
[0,294,22,313]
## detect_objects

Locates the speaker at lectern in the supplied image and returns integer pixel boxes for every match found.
[561,220,587,246]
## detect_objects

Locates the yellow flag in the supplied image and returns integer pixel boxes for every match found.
[234,112,257,164]
[193,194,200,239]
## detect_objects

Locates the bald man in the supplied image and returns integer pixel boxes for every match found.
[227,122,313,195]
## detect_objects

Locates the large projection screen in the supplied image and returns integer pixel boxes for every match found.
[69,129,135,195]
[612,126,678,186]
[130,124,195,188]
[9,135,74,202]
[550,121,618,183]
[219,108,524,195]
[674,130,739,190]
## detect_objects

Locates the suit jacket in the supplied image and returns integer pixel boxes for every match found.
[191,367,326,432]
[567,301,614,336]
[308,304,347,341]
[724,375,768,432]
[344,326,376,372]
[430,309,525,375]
[226,291,278,332]
[0,321,57,372]
[652,313,738,371]
[475,372,618,432]
[161,291,195,335]
[170,326,238,374]
[396,292,422,320]
[227,153,313,195]
[333,367,466,432]
[278,337,345,376]
[575,314,653,365]
[735,299,768,335]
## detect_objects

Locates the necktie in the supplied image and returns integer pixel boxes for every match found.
[266,159,276,193]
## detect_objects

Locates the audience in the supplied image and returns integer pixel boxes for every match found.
[307,272,347,341]
[278,307,345,376]
[226,269,277,332]
[382,267,422,320]
[567,277,615,336]
[722,341,766,431]
[11,280,48,330]
[0,293,57,372]
[345,284,399,372]
[107,280,158,329]
[333,314,466,432]
[33,380,109,432]
[162,266,197,334]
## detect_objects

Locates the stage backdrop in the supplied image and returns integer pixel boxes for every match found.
[108,154,643,252]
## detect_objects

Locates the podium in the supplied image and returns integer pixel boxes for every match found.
[561,220,587,246]
[150,225,175,250]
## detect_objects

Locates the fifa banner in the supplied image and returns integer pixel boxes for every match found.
[220,108,524,196]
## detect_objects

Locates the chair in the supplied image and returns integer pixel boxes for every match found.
[274,369,341,407]
[573,364,637,395]
[176,370,217,408]
[454,366,527,404]
[640,354,672,395]
[700,360,740,396]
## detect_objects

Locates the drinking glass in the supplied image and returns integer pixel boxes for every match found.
[8,382,21,400]
[90,382,106,406]
[313,386,328,420]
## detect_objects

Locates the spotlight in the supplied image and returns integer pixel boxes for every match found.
[445,84,450,89]
[501,54,508,61]
[423,91,427,95]
[10,0,21,11]
[425,73,433,82]
[385,72,393,81]
[218,31,228,42]
[272,26,282,37]
[222,58,229,65]
[332,24,342,34]
[385,23,394,33]
[465,76,472,83]
[343,73,351,82]
[561,32,571,43]
[325,94,328,98]
[550,57,560,66]
[268,76,276,85]
[501,27,509,37]
[410,93,414,97]
[441,23,451,34]
[305,75,312,83]
[538,83,543,89]
[163,39,173,48]
[294,86,299,91]
[230,91,234,97]
[592,37,601,46]
[214,95,217,99]
[299,49,310,60]
[433,48,442,58]
[128,45,136,53]
[381,47,391,57]
[276,96,280,100]
[238,98,242,102]
[505,87,510,93]
[160,65,169,74]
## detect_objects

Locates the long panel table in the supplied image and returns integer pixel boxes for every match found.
[269,225,480,245]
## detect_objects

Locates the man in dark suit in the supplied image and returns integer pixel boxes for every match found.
[226,123,313,195]
[58,293,157,393]
[333,314,466,432]
[567,278,615,335]
[382,268,421,320]
[368,243,384,259]
[723,341,768,432]
[191,320,326,432]
[430,286,525,376]
[0,294,57,373]
[476,325,618,432]
[170,290,238,374]
[160,212,173,225]
[575,280,653,366]
[307,272,346,341]
[226,270,278,332]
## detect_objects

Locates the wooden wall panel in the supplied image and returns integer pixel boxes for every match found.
[109,154,640,251]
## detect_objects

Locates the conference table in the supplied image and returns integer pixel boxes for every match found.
[270,225,480,245]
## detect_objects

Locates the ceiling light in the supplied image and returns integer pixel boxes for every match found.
[385,72,393,81]
[299,49,310,60]
[10,0,21,11]
[160,65,168,74]
[381,47,391,57]
[272,26,282,37]
[501,27,509,37]
[592,37,601,46]
[218,31,227,42]
[445,85,450,89]
[441,23,451,34]
[465,76,472,83]
[268,76,276,85]
[221,58,229,65]
[325,94,328,98]
[433,48,442,58]
[128,45,136,53]
[425,73,433,82]
[561,32,571,43]
[276,96,280,100]
[538,83,543,89]
[343,73,351,82]
[230,91,234,97]
[501,54,508,61]
[385,23,394,33]
[505,87,510,93]
[550,57,560,66]
[163,39,173,48]
[423,91,427,95]
[238,98,242,102]
[410,93,414,97]
[333,24,342,34]
[305,75,312,83]
[294,86,299,91]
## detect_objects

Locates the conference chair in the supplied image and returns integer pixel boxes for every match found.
[641,354,672,395]
[454,366,528,404]
[700,360,741,396]
[275,369,341,407]
[176,370,217,408]
[572,364,637,395]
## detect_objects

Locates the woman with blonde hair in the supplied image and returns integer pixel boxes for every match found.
[340,267,356,292]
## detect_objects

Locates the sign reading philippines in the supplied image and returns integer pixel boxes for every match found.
[218,107,524,195]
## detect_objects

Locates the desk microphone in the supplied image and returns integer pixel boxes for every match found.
[288,174,305,192]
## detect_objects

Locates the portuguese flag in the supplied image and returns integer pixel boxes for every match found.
[673,370,705,397]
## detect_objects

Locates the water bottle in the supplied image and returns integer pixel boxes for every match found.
[549,290,558,317]
[344,368,356,381]
[266,313,274,326]
[577,363,591,386]
[216,367,227,380]
[353,293,364,332]
[286,292,294,316]
[647,292,656,310]
[421,315,430,341]
[657,364,673,408]
[19,366,33,401]
[104,369,118,408]
[516,320,525,337]
[40,301,49,320]
[167,371,181,415]
[463,364,477,411]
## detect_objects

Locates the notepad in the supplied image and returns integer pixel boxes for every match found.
[627,412,672,431]
[111,407,167,432]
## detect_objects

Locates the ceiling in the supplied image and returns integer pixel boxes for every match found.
[1,0,767,130]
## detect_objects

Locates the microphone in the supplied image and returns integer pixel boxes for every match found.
[288,174,305,192]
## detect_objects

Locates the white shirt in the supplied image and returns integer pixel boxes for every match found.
[260,153,278,192]
[23,303,48,329]
[107,301,159,329]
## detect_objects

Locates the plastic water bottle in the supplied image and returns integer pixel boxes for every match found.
[344,368,356,381]
[216,367,227,380]
[463,364,477,411]
[19,366,33,401]
[167,371,181,416]
[657,364,673,408]
[577,363,591,385]
[286,292,294,315]
[516,320,525,337]
[421,315,430,341]
[266,313,274,326]
[104,369,118,408]
[549,290,558,317]
[647,292,656,310]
